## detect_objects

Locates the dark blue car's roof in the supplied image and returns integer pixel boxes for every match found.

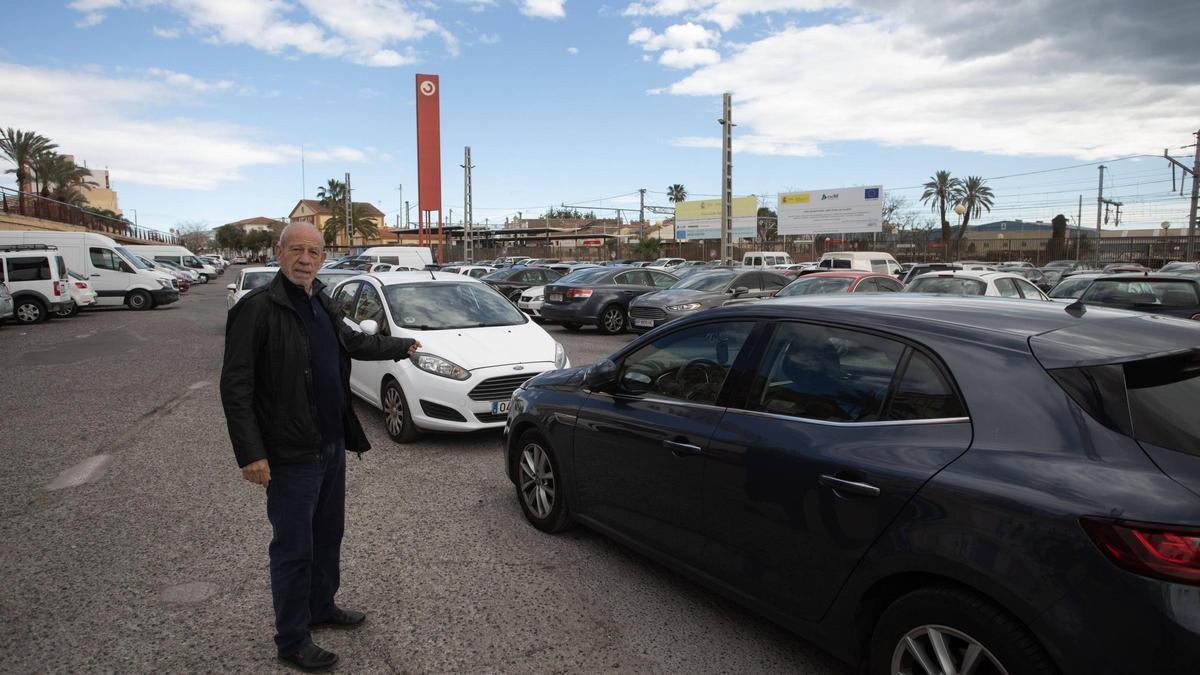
[702,294,1200,368]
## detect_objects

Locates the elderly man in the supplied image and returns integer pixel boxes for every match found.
[220,222,419,671]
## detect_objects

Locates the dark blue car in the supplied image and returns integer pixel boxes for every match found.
[503,295,1200,675]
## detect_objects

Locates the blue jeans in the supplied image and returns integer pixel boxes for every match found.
[266,438,346,655]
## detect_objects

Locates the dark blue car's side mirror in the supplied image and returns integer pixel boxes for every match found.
[584,359,618,389]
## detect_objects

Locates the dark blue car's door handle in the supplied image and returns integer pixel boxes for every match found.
[663,439,703,457]
[819,474,881,498]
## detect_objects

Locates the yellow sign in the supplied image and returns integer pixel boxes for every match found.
[675,196,758,221]
[780,192,810,205]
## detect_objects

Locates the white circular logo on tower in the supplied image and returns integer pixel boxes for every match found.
[419,80,436,96]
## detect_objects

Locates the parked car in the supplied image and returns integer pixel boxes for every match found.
[56,270,98,317]
[626,269,789,333]
[0,244,73,323]
[1076,273,1200,319]
[1160,261,1200,274]
[545,262,600,277]
[332,271,567,442]
[503,294,1200,675]
[901,263,962,285]
[815,251,903,276]
[1102,263,1150,274]
[126,244,220,281]
[232,256,248,265]
[1044,259,1090,272]
[0,281,13,325]
[775,271,904,297]
[646,257,687,271]
[140,256,199,287]
[314,269,358,299]
[517,286,546,319]
[905,270,1051,300]
[540,267,680,334]
[996,261,1035,270]
[742,251,792,268]
[1038,266,1066,289]
[481,266,564,301]
[441,265,497,279]
[1009,266,1054,292]
[1047,272,1102,301]
[226,267,278,310]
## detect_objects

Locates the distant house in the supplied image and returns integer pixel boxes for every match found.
[64,156,121,216]
[225,216,280,234]
[288,199,389,249]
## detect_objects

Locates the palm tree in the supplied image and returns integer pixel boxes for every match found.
[317,178,346,210]
[920,170,959,261]
[667,184,686,204]
[34,153,96,203]
[951,175,994,258]
[323,204,379,247]
[0,128,56,211]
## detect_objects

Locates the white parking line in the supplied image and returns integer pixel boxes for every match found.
[46,454,111,491]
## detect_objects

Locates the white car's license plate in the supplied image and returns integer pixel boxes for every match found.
[492,400,510,415]
[549,294,563,302]
[632,318,655,328]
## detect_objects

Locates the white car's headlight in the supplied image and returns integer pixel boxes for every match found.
[157,278,173,289]
[533,295,544,302]
[412,352,470,380]
[554,341,567,369]
[666,302,702,312]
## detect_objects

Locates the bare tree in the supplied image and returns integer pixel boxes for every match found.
[175,220,212,252]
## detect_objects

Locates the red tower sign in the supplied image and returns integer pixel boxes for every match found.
[415,74,443,258]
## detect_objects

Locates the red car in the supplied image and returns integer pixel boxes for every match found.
[776,270,905,297]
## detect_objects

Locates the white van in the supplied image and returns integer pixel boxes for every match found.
[0,231,178,310]
[356,246,434,269]
[816,251,903,276]
[0,244,72,323]
[125,244,220,281]
[743,251,792,268]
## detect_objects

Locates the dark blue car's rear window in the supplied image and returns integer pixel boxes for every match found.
[1125,352,1200,458]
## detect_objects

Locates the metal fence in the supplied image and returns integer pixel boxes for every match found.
[444,232,1196,267]
[0,186,179,245]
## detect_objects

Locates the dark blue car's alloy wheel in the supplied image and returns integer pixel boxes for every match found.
[519,442,555,519]
[891,624,1008,675]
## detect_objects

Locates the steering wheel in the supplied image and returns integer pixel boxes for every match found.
[677,359,725,393]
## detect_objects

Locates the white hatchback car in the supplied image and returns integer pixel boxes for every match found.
[57,270,98,317]
[226,266,278,310]
[517,285,545,319]
[904,270,1051,300]
[332,271,568,442]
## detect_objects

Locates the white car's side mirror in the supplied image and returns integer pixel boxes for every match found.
[359,319,379,335]
[226,284,236,292]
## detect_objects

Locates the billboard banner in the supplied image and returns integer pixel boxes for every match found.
[778,185,883,235]
[415,74,442,211]
[675,196,758,241]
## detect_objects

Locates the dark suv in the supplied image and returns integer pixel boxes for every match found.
[540,267,678,334]
[504,295,1200,674]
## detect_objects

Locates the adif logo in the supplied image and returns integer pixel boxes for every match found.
[820,193,839,200]
[419,80,437,96]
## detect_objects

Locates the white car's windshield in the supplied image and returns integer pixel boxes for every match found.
[241,271,276,290]
[385,282,526,330]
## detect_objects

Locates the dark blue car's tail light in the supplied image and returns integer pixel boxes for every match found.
[1081,517,1200,585]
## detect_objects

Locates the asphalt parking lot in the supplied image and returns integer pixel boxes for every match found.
[0,273,850,674]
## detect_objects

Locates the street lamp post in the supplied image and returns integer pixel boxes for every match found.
[952,203,966,260]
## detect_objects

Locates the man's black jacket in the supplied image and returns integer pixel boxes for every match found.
[220,272,415,467]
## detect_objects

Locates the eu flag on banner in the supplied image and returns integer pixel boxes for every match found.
[865,188,880,199]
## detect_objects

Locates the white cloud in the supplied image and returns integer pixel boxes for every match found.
[566,46,579,55]
[629,22,720,68]
[478,32,501,44]
[519,0,566,19]
[622,0,841,30]
[145,67,234,92]
[68,0,456,67]
[151,25,181,38]
[0,63,367,191]
[662,18,1200,159]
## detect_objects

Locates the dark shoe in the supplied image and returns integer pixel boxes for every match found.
[278,643,338,672]
[309,606,366,630]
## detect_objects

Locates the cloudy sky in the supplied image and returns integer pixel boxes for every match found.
[1,0,1197,233]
